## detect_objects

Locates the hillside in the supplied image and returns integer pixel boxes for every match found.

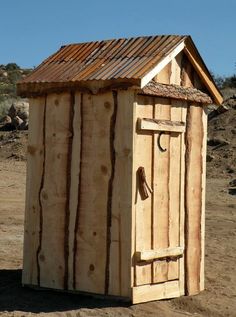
[0,63,31,117]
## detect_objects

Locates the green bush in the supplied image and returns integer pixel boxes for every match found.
[5,63,20,71]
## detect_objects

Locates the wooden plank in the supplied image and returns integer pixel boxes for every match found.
[108,90,134,297]
[167,100,182,281]
[179,102,187,295]
[74,92,113,294]
[134,95,153,286]
[200,108,207,291]
[39,92,72,290]
[132,280,180,304]
[170,53,182,85]
[22,96,46,286]
[185,104,203,295]
[131,97,137,289]
[141,41,185,88]
[138,118,185,133]
[154,63,171,84]
[136,247,184,261]
[152,97,171,283]
[67,92,82,290]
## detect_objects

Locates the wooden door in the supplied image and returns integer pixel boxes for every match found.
[132,96,186,303]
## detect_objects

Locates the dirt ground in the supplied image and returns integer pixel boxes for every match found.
[0,135,235,316]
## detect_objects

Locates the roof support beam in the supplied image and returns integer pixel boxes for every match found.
[184,46,223,105]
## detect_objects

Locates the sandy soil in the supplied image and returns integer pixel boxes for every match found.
[0,158,235,317]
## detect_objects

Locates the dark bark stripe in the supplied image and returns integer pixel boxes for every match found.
[36,95,47,286]
[73,93,83,289]
[105,91,118,295]
[63,92,75,290]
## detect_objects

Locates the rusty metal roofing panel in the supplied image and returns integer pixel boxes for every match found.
[20,35,188,84]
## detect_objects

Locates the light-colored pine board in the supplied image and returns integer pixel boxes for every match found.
[134,95,153,286]
[200,107,207,291]
[167,100,182,281]
[75,92,113,294]
[136,247,184,261]
[185,104,203,295]
[131,97,137,288]
[67,92,82,290]
[154,63,171,84]
[39,92,71,290]
[152,97,171,283]
[170,53,182,85]
[179,102,187,295]
[132,280,180,304]
[182,55,194,88]
[22,97,46,286]
[138,118,185,133]
[108,90,134,297]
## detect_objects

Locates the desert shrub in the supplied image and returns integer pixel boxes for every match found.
[5,63,20,71]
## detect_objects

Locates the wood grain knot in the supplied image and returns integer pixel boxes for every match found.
[104,101,111,110]
[41,190,48,200]
[27,145,36,155]
[39,254,45,262]
[101,165,108,175]
[54,99,59,106]
[89,264,95,271]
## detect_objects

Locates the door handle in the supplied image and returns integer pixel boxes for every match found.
[137,166,153,200]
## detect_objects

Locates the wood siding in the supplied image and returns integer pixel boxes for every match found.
[23,90,134,298]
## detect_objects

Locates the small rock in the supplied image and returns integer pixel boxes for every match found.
[0,115,12,124]
[228,188,236,195]
[226,167,235,174]
[206,154,214,162]
[229,179,236,187]
[12,116,23,129]
[207,138,229,147]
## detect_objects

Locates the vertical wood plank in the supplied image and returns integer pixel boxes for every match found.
[108,90,134,297]
[167,100,182,281]
[67,92,82,290]
[167,56,182,281]
[179,102,187,295]
[154,63,171,84]
[152,97,171,283]
[22,97,46,286]
[134,95,153,286]
[74,92,113,294]
[39,92,71,289]
[200,107,207,291]
[185,104,203,295]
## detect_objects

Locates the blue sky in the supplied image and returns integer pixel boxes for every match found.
[0,0,235,76]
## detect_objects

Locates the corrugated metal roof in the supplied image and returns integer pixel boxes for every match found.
[20,35,187,83]
[140,81,213,104]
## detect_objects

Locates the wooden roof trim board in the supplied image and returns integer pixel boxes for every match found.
[183,39,223,105]
[140,41,185,88]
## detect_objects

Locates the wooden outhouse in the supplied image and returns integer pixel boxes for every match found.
[17,35,222,304]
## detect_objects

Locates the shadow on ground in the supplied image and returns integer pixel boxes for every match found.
[0,270,129,313]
